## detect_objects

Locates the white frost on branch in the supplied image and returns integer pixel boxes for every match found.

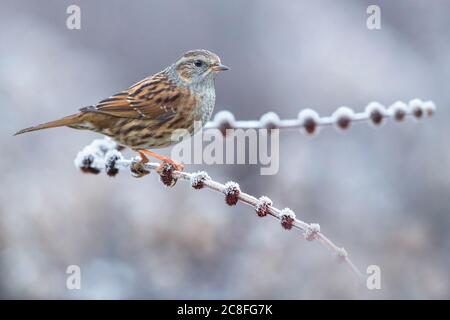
[205,99,436,133]
[73,138,364,280]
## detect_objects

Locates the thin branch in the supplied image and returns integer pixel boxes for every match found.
[74,139,364,281]
[205,99,436,134]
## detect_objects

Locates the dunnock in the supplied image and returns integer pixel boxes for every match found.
[15,49,229,170]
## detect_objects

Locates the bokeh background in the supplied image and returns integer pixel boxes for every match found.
[1,0,449,299]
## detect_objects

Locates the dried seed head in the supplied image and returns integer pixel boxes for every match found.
[259,112,280,130]
[422,101,436,117]
[365,102,386,126]
[304,223,321,241]
[389,101,408,122]
[190,171,211,189]
[336,247,348,263]
[332,107,354,131]
[74,147,103,174]
[255,196,273,217]
[213,111,235,136]
[79,155,101,174]
[280,208,296,230]
[409,99,424,119]
[104,150,122,177]
[224,181,240,206]
[298,109,321,136]
[159,163,177,187]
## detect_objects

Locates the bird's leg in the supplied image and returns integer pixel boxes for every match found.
[137,150,150,163]
[137,149,184,171]
[128,150,151,178]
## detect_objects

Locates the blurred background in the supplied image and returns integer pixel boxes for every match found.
[0,0,449,299]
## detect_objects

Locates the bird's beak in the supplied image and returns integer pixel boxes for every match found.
[212,63,230,72]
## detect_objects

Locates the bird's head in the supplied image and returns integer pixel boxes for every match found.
[174,49,229,84]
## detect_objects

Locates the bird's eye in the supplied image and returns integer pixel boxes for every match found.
[194,60,204,67]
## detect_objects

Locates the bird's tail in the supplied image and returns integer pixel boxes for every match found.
[14,113,84,136]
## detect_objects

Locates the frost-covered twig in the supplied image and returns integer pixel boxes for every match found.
[206,99,436,134]
[74,138,364,280]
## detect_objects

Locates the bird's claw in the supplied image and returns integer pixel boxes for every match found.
[130,159,150,178]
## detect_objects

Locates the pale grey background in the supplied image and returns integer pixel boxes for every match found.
[0,0,449,299]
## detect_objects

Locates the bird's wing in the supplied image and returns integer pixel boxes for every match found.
[80,73,196,122]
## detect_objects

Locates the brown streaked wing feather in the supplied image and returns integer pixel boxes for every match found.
[84,73,194,121]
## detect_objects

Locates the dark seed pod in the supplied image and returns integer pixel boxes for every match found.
[280,208,296,230]
[259,112,280,130]
[224,182,240,206]
[190,171,210,189]
[80,155,100,174]
[213,111,235,136]
[332,107,354,131]
[336,248,348,263]
[409,99,424,120]
[298,109,320,136]
[365,102,386,126]
[255,196,272,217]
[389,101,408,122]
[105,150,122,177]
[423,101,436,117]
[158,163,177,187]
[304,223,320,241]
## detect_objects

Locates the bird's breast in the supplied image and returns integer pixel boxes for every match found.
[193,86,216,126]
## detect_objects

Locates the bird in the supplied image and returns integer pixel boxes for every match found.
[14,49,229,171]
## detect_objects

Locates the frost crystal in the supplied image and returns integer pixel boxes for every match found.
[224,181,240,206]
[298,109,320,136]
[365,102,386,126]
[332,107,354,131]
[259,112,280,130]
[280,208,296,230]
[190,171,211,189]
[389,101,408,121]
[304,223,320,241]
[255,196,272,217]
